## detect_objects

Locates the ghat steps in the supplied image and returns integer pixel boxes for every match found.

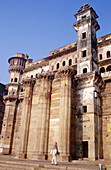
[0,156,110,170]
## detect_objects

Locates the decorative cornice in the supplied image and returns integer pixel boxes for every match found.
[9,65,24,73]
[22,78,35,86]
[57,66,76,78]
[36,72,54,80]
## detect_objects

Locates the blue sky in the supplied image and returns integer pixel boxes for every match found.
[0,0,111,84]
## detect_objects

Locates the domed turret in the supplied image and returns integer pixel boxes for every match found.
[8,53,29,84]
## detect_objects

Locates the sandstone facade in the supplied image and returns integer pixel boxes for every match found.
[0,3,111,161]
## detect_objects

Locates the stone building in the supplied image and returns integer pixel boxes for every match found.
[0,3,111,161]
[0,83,7,134]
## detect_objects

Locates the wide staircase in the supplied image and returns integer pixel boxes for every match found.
[0,156,110,170]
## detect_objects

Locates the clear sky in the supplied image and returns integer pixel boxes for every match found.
[0,0,111,84]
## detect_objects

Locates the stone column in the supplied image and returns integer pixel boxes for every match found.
[35,73,53,160]
[18,78,35,158]
[1,97,17,155]
[59,68,75,161]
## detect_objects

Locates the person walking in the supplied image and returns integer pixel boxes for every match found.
[50,142,58,165]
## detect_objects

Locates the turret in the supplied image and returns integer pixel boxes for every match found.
[7,53,28,97]
[73,3,100,75]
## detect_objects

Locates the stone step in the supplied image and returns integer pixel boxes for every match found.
[0,156,110,170]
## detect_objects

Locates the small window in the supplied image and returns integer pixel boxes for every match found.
[83,68,87,73]
[100,54,102,60]
[82,50,86,57]
[36,74,37,78]
[107,51,110,58]
[82,32,86,39]
[75,58,77,63]
[21,88,23,92]
[31,75,33,78]
[11,78,13,82]
[100,67,105,73]
[14,78,17,82]
[57,63,59,69]
[83,106,87,112]
[106,65,111,72]
[62,61,65,66]
[82,15,86,20]
[52,65,54,71]
[69,59,72,66]
[13,92,15,95]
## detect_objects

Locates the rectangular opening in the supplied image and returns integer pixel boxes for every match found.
[82,15,86,21]
[82,141,88,158]
[82,32,86,39]
[82,50,86,57]
[83,106,87,112]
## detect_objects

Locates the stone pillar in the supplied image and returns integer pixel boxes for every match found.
[0,96,17,155]
[18,79,35,158]
[35,73,53,160]
[59,68,75,161]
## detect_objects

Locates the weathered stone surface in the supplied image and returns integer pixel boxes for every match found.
[0,3,111,163]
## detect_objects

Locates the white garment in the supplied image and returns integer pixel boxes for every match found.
[50,149,57,164]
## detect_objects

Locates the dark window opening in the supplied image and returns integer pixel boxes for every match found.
[83,68,87,73]
[69,59,72,66]
[14,78,17,82]
[106,65,111,72]
[82,32,86,39]
[82,141,88,158]
[83,106,87,112]
[57,63,59,69]
[100,67,105,73]
[36,74,37,78]
[82,50,86,57]
[11,78,13,82]
[13,92,15,95]
[62,61,65,66]
[75,58,77,63]
[82,15,86,21]
[100,54,102,60]
[52,65,54,71]
[107,51,110,58]
[31,75,33,78]
[21,88,23,92]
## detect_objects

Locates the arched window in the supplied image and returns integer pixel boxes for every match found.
[14,78,17,82]
[83,68,87,73]
[31,75,33,78]
[62,61,65,66]
[100,54,102,60]
[107,51,110,58]
[56,63,59,69]
[100,67,105,73]
[106,65,111,72]
[69,59,72,66]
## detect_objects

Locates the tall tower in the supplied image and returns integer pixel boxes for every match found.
[0,53,28,154]
[73,4,102,160]
[73,3,100,75]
